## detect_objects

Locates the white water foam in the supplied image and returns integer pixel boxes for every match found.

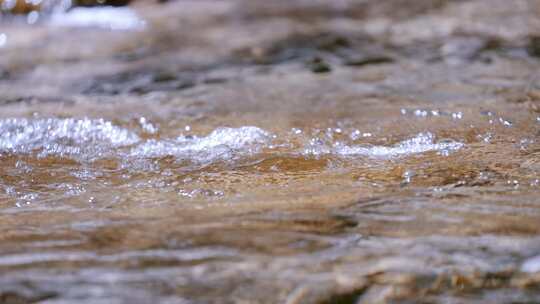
[50,6,146,30]
[0,118,140,159]
[130,126,271,164]
[0,119,462,165]
[304,132,463,158]
[521,255,540,273]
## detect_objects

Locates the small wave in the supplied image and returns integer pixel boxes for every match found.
[0,119,462,165]
[130,126,271,164]
[0,118,140,159]
[49,6,146,31]
[304,132,463,158]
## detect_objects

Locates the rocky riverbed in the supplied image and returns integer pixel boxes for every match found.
[1,1,540,303]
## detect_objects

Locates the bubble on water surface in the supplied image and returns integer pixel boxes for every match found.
[452,112,463,120]
[401,108,445,118]
[402,170,415,185]
[15,192,39,207]
[58,183,87,197]
[0,118,140,160]
[178,188,224,199]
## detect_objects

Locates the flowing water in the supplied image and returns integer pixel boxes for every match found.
[1,0,540,303]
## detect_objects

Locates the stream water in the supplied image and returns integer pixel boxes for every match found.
[1,0,540,303]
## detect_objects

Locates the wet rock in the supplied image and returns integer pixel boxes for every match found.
[236,32,374,66]
[527,35,540,58]
[308,57,332,73]
[343,54,394,67]
[0,284,58,304]
[439,36,499,64]
[0,70,10,80]
[113,47,151,62]
[0,96,73,106]
[239,0,460,24]
[82,69,198,95]
[74,0,131,7]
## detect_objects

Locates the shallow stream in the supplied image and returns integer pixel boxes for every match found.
[1,0,540,303]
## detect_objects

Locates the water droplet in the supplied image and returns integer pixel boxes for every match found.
[414,109,428,117]
[438,149,450,156]
[519,138,534,151]
[350,129,361,140]
[507,180,519,189]
[480,110,494,117]
[477,132,492,143]
[452,112,463,120]
[139,117,158,134]
[402,170,415,185]
[498,117,512,127]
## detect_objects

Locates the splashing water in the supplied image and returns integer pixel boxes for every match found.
[49,6,146,30]
[130,126,271,164]
[0,0,145,30]
[306,132,463,158]
[0,118,139,160]
[0,118,463,167]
